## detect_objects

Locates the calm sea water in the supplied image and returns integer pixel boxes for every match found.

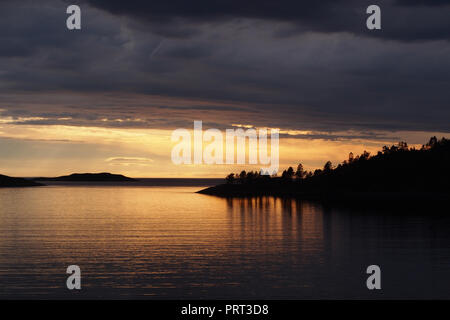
[1,182,450,299]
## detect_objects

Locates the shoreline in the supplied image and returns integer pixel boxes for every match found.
[197,183,450,205]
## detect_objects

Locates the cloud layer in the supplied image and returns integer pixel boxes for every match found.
[0,0,449,135]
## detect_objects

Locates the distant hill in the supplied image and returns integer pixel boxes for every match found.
[0,174,44,188]
[199,137,450,199]
[34,172,137,182]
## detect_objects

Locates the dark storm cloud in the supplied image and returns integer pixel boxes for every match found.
[81,0,340,21]
[82,0,450,42]
[396,0,450,6]
[0,0,449,135]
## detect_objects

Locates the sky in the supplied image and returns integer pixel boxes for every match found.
[0,0,449,177]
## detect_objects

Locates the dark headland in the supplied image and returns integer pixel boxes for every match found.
[0,174,44,188]
[198,137,450,203]
[34,172,137,182]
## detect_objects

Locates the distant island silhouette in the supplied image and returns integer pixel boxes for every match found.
[0,172,138,187]
[198,137,450,201]
[34,172,137,182]
[0,174,44,188]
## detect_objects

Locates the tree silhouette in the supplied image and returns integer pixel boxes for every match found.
[220,137,450,195]
[226,173,235,184]
[323,161,332,173]
[398,141,408,151]
[295,163,305,179]
[425,136,438,149]
[239,170,247,183]
[361,151,370,160]
[348,152,354,163]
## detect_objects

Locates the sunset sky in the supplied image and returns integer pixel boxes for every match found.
[0,0,449,177]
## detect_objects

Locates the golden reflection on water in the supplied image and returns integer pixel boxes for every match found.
[225,197,325,265]
[0,186,328,298]
[226,197,324,241]
[2,186,448,299]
